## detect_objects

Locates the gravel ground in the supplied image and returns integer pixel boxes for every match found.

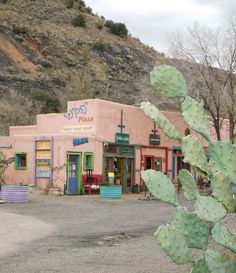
[0,191,235,273]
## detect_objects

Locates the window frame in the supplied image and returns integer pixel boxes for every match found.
[83,152,94,171]
[15,152,27,170]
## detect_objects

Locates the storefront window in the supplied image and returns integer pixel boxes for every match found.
[15,153,27,169]
[104,144,118,153]
[36,140,51,178]
[84,152,93,171]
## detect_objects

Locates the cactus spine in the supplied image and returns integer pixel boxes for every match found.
[141,65,236,272]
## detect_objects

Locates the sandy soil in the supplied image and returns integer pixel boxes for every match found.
[0,35,38,75]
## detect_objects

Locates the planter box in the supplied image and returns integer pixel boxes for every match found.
[1,185,29,203]
[100,185,122,200]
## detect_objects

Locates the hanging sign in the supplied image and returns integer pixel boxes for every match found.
[149,122,160,145]
[120,146,134,155]
[73,137,89,146]
[149,134,160,145]
[115,133,129,144]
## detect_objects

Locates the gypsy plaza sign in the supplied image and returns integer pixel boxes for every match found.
[64,102,94,122]
[115,133,129,144]
[64,103,87,120]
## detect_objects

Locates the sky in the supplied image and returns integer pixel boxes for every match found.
[85,0,236,54]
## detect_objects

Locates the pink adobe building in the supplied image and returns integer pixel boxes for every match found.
[0,99,226,194]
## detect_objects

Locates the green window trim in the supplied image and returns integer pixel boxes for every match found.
[83,152,94,171]
[15,152,27,170]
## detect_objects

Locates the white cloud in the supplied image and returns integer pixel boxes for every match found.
[85,0,227,52]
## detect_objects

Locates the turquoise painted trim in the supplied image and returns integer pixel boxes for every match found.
[15,152,27,170]
[66,152,82,194]
[100,185,122,199]
[171,146,180,179]
[172,154,175,179]
[172,146,181,151]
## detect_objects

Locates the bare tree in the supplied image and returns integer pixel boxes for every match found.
[58,71,94,111]
[0,89,36,135]
[168,18,236,143]
[0,152,15,184]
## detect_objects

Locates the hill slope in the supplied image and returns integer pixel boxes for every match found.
[0,0,181,135]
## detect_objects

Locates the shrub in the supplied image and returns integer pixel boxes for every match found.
[12,25,27,34]
[85,6,92,14]
[80,46,90,62]
[92,40,106,52]
[105,20,128,38]
[0,0,8,3]
[31,92,61,113]
[66,0,74,9]
[79,0,86,7]
[96,22,103,30]
[104,20,114,29]
[71,14,86,27]
[78,0,86,11]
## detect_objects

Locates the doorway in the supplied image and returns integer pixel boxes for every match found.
[177,156,190,174]
[104,157,134,193]
[66,152,82,194]
[144,156,162,172]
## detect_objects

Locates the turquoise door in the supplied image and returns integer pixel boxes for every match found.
[67,152,81,194]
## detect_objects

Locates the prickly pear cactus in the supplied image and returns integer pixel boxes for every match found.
[181,95,211,141]
[141,65,236,273]
[141,101,182,141]
[178,169,198,200]
[208,141,236,185]
[172,206,210,249]
[181,135,209,175]
[150,65,187,98]
[141,170,178,206]
[211,223,236,253]
[154,223,193,264]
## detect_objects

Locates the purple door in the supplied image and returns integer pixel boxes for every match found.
[67,153,81,194]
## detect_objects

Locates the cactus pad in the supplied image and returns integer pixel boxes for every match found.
[178,169,198,200]
[190,258,210,273]
[211,223,236,253]
[141,170,178,206]
[172,206,210,249]
[154,223,192,264]
[195,195,227,222]
[181,135,209,175]
[140,64,236,270]
[140,102,182,141]
[209,141,236,185]
[150,65,187,97]
[210,171,235,212]
[204,249,236,272]
[181,96,211,141]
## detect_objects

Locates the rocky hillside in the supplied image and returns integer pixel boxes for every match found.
[0,0,181,135]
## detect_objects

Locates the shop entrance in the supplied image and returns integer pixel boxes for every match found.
[66,152,82,194]
[177,156,190,174]
[104,157,134,193]
[144,156,162,172]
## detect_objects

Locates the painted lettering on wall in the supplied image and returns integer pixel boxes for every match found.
[64,103,87,120]
[73,137,89,146]
[78,116,94,123]
[62,124,95,133]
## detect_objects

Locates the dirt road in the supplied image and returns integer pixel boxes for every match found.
[0,193,199,273]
